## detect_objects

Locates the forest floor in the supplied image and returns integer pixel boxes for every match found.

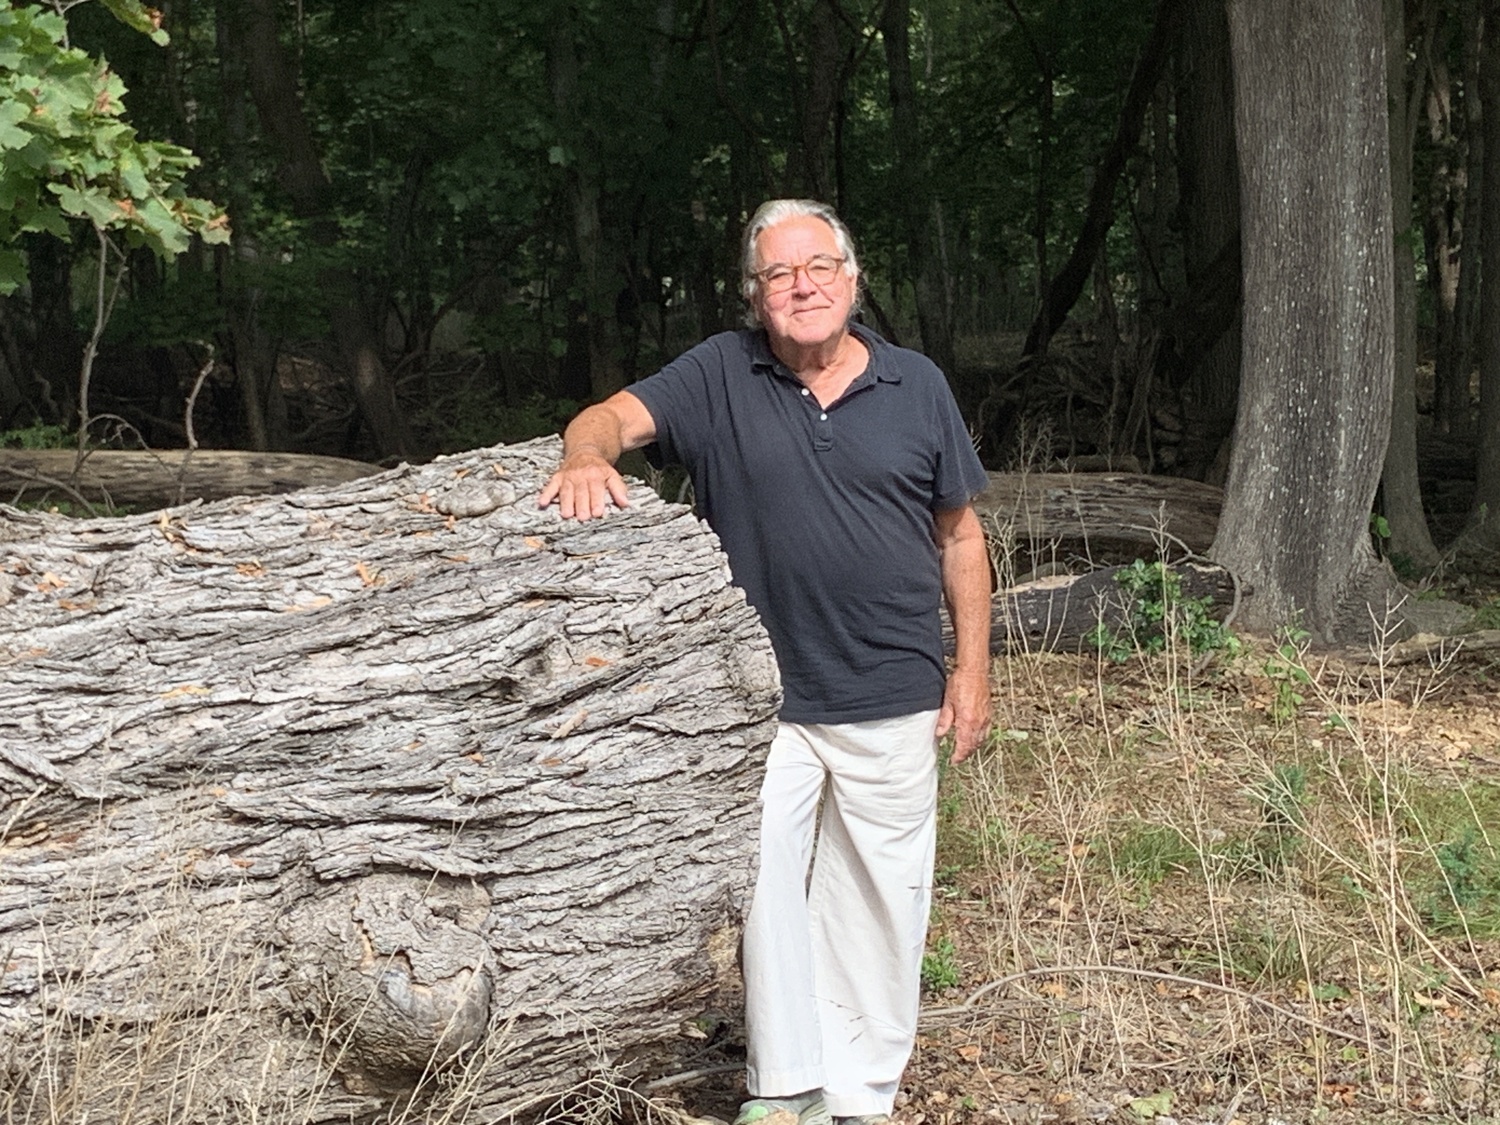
[660,592,1500,1125]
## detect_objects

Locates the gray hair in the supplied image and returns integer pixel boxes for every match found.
[739,198,863,328]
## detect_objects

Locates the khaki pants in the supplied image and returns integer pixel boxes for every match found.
[743,710,940,1117]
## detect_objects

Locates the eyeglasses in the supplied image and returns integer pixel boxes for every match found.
[755,254,846,295]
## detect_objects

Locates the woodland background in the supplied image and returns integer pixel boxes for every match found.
[3,0,1496,587]
[9,5,1500,1125]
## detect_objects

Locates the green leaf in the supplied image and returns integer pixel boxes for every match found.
[116,151,150,198]
[100,0,170,45]
[0,247,23,296]
[0,101,29,150]
[50,182,121,228]
[18,202,70,238]
[1128,1090,1174,1119]
[138,195,189,253]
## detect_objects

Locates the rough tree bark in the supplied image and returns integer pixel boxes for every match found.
[0,437,779,1123]
[1214,0,1404,642]
[973,471,1224,568]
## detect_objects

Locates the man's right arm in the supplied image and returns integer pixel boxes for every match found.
[536,390,658,521]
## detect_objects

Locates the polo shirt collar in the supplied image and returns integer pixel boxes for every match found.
[750,321,903,385]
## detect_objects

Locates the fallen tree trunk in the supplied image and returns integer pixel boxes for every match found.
[0,448,381,510]
[0,437,779,1123]
[973,472,1224,571]
[943,562,1240,656]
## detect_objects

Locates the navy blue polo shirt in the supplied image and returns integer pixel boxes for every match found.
[630,323,988,724]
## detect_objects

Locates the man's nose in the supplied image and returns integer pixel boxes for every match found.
[791,265,819,294]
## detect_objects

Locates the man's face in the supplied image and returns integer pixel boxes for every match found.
[752,215,855,353]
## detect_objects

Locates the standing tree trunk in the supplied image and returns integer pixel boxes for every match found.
[0,437,778,1123]
[549,11,626,403]
[1213,0,1403,642]
[782,0,849,200]
[1001,0,1054,323]
[1382,0,1441,567]
[1021,0,1187,359]
[229,0,413,460]
[1473,0,1500,542]
[1425,15,1467,438]
[1173,0,1241,483]
[215,0,284,452]
[882,0,956,377]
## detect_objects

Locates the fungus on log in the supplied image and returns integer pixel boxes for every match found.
[0,437,779,1123]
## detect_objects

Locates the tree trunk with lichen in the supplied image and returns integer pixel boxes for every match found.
[0,436,778,1123]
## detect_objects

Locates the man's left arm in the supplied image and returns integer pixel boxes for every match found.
[933,504,992,764]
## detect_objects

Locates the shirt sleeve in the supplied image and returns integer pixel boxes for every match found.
[930,377,989,510]
[625,335,723,472]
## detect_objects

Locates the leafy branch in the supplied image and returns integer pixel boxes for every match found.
[0,3,229,297]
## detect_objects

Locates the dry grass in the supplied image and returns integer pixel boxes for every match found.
[7,483,1500,1124]
[0,849,627,1125]
[913,599,1500,1125]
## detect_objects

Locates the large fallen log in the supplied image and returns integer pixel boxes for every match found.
[942,562,1240,657]
[974,472,1224,571]
[0,437,779,1123]
[0,448,380,510]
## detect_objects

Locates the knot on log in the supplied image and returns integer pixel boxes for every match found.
[284,875,494,1090]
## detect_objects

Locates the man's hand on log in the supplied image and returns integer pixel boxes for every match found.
[538,449,631,521]
[539,394,656,521]
[937,666,992,765]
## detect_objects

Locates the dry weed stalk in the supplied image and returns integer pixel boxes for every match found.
[930,598,1500,1121]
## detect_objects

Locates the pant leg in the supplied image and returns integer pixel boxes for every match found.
[743,722,829,1097]
[806,710,940,1118]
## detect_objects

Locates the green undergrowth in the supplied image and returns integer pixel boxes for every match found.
[1084,559,1240,663]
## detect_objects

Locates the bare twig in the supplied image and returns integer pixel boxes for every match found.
[176,346,217,507]
[76,228,128,464]
[4,467,101,516]
[936,964,1385,1052]
[639,1064,740,1093]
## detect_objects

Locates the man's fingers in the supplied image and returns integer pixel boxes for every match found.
[935,703,955,740]
[537,473,563,509]
[606,474,631,510]
[542,467,630,522]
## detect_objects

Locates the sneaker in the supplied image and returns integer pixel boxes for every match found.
[734,1093,833,1125]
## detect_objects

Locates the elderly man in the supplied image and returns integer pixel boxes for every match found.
[539,199,992,1125]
